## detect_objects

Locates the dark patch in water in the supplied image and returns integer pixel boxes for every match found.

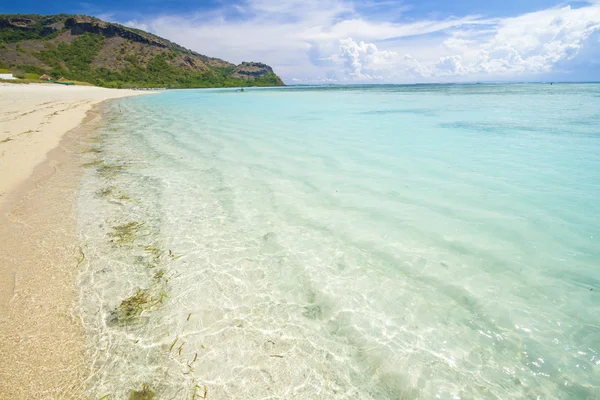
[302,284,331,321]
[302,303,323,320]
[359,108,436,116]
[260,232,281,254]
[567,116,600,128]
[368,371,422,399]
[324,312,422,399]
[129,383,156,400]
[439,121,538,133]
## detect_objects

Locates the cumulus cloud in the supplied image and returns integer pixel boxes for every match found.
[458,5,600,76]
[337,39,381,80]
[117,0,600,83]
[307,38,429,82]
[435,55,464,75]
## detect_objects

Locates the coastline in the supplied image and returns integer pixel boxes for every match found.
[0,84,153,398]
[0,83,153,215]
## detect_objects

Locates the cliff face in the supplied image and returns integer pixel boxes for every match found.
[0,17,36,29]
[234,62,271,77]
[233,62,284,85]
[65,16,176,50]
[0,14,284,88]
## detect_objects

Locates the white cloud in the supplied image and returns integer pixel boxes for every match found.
[307,38,429,82]
[118,0,600,83]
[122,20,150,32]
[337,38,382,80]
[435,55,465,75]
[459,5,600,76]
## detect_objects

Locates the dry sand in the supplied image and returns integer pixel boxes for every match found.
[0,83,151,212]
[0,83,153,398]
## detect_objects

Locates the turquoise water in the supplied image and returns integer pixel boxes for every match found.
[77,84,600,399]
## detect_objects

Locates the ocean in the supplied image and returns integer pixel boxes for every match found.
[76,84,600,399]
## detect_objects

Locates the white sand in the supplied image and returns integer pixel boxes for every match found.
[0,83,152,212]
[0,83,153,398]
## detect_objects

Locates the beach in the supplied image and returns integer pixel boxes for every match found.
[0,83,152,398]
[1,84,598,399]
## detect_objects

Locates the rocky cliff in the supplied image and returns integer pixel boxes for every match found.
[0,14,284,88]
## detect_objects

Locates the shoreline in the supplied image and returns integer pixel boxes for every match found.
[0,85,153,398]
[0,83,152,216]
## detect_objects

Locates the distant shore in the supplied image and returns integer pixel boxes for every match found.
[0,83,153,398]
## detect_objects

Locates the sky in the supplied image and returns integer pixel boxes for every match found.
[2,0,600,84]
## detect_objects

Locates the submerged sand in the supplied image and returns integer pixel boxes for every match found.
[0,83,153,398]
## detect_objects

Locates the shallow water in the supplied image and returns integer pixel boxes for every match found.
[77,84,600,399]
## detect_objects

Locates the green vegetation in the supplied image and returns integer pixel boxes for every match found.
[77,247,85,266]
[129,383,156,400]
[168,249,183,260]
[82,159,126,178]
[91,52,283,89]
[144,243,164,263]
[82,159,103,168]
[19,72,40,79]
[98,163,125,178]
[192,384,208,399]
[0,14,66,44]
[96,186,114,197]
[152,269,166,281]
[39,33,104,81]
[82,146,102,154]
[117,289,152,322]
[109,221,144,245]
[114,285,168,323]
[1,13,285,88]
[51,39,279,87]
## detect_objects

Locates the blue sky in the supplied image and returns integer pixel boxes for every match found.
[2,0,600,83]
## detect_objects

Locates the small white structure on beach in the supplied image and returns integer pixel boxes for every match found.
[0,73,16,80]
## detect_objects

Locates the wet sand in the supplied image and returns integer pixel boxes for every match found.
[0,84,153,398]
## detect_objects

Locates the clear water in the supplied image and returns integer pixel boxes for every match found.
[77,84,600,399]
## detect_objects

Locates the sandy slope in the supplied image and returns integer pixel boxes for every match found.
[0,83,153,399]
[0,83,151,212]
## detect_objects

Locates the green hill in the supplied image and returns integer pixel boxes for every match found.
[0,14,284,88]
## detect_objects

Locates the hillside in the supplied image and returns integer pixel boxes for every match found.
[0,14,284,88]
